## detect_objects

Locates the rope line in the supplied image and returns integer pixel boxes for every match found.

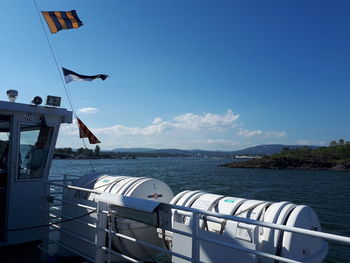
[8,209,97,232]
[33,0,95,172]
[32,0,75,112]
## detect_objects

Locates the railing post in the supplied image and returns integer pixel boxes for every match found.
[95,201,108,263]
[41,180,51,262]
[107,204,112,263]
[191,212,200,263]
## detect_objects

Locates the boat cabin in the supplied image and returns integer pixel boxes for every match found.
[0,90,72,246]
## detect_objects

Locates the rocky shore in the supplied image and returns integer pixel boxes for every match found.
[221,156,350,170]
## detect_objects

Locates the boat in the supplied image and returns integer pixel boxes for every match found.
[0,90,349,262]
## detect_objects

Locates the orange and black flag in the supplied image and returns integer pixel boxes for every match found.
[76,117,101,144]
[41,10,83,34]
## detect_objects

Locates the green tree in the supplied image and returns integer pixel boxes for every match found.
[282,147,290,152]
[94,145,100,156]
[339,139,345,145]
[64,147,73,154]
[86,148,93,157]
[330,140,337,146]
[76,147,85,156]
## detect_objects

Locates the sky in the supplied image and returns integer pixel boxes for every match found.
[1,0,350,151]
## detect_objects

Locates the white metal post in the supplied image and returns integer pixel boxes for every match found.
[95,201,108,263]
[41,180,50,262]
[191,212,200,263]
[107,204,112,263]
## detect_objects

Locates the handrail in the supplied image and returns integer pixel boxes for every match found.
[59,182,350,245]
[46,180,350,244]
[43,178,350,263]
[105,228,192,262]
[67,185,102,194]
[49,210,97,229]
[172,205,350,244]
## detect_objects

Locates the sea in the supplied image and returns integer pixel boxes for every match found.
[50,157,350,263]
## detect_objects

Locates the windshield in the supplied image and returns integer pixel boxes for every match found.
[18,124,54,179]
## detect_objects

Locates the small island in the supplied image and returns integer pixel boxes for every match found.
[53,146,192,159]
[222,139,350,170]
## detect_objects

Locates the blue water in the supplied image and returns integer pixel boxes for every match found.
[51,158,350,262]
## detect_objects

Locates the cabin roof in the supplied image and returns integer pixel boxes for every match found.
[0,100,72,124]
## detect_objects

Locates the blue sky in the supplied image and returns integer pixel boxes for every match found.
[2,0,350,150]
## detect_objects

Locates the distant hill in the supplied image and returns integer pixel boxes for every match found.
[222,144,350,170]
[231,144,319,156]
[113,148,158,153]
[112,144,319,157]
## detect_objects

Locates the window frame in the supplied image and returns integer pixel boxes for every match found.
[0,115,12,177]
[15,122,55,181]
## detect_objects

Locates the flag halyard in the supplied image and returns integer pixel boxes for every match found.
[40,8,103,145]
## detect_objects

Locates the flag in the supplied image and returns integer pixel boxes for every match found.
[62,67,109,84]
[41,10,83,34]
[76,117,101,144]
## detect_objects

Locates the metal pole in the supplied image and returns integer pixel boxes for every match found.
[108,204,112,263]
[191,212,200,263]
[95,202,108,263]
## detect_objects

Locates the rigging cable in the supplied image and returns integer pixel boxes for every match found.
[8,209,97,232]
[32,0,95,172]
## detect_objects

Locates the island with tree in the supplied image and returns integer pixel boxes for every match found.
[222,139,350,170]
[54,146,106,159]
[53,146,191,159]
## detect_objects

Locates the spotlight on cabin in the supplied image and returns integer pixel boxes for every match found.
[46,95,61,107]
[7,89,18,102]
[31,96,43,106]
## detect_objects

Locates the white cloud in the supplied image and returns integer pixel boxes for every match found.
[77,107,99,114]
[237,129,263,138]
[206,139,239,147]
[173,109,239,131]
[94,122,173,136]
[296,140,327,146]
[296,140,310,145]
[94,109,239,137]
[152,117,162,124]
[60,120,78,136]
[238,128,286,138]
[56,109,288,150]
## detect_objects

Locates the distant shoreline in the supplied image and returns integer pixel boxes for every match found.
[221,156,350,170]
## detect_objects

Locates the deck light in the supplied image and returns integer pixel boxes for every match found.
[46,95,61,107]
[6,89,18,102]
[31,96,43,105]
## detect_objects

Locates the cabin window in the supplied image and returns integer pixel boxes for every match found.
[0,117,11,179]
[18,124,54,179]
[0,115,11,242]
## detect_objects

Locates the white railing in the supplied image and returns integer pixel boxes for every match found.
[42,177,350,263]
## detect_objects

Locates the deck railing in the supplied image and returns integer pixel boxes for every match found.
[41,176,350,263]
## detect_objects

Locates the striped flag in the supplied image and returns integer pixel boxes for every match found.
[62,67,109,84]
[76,117,101,144]
[41,10,83,34]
